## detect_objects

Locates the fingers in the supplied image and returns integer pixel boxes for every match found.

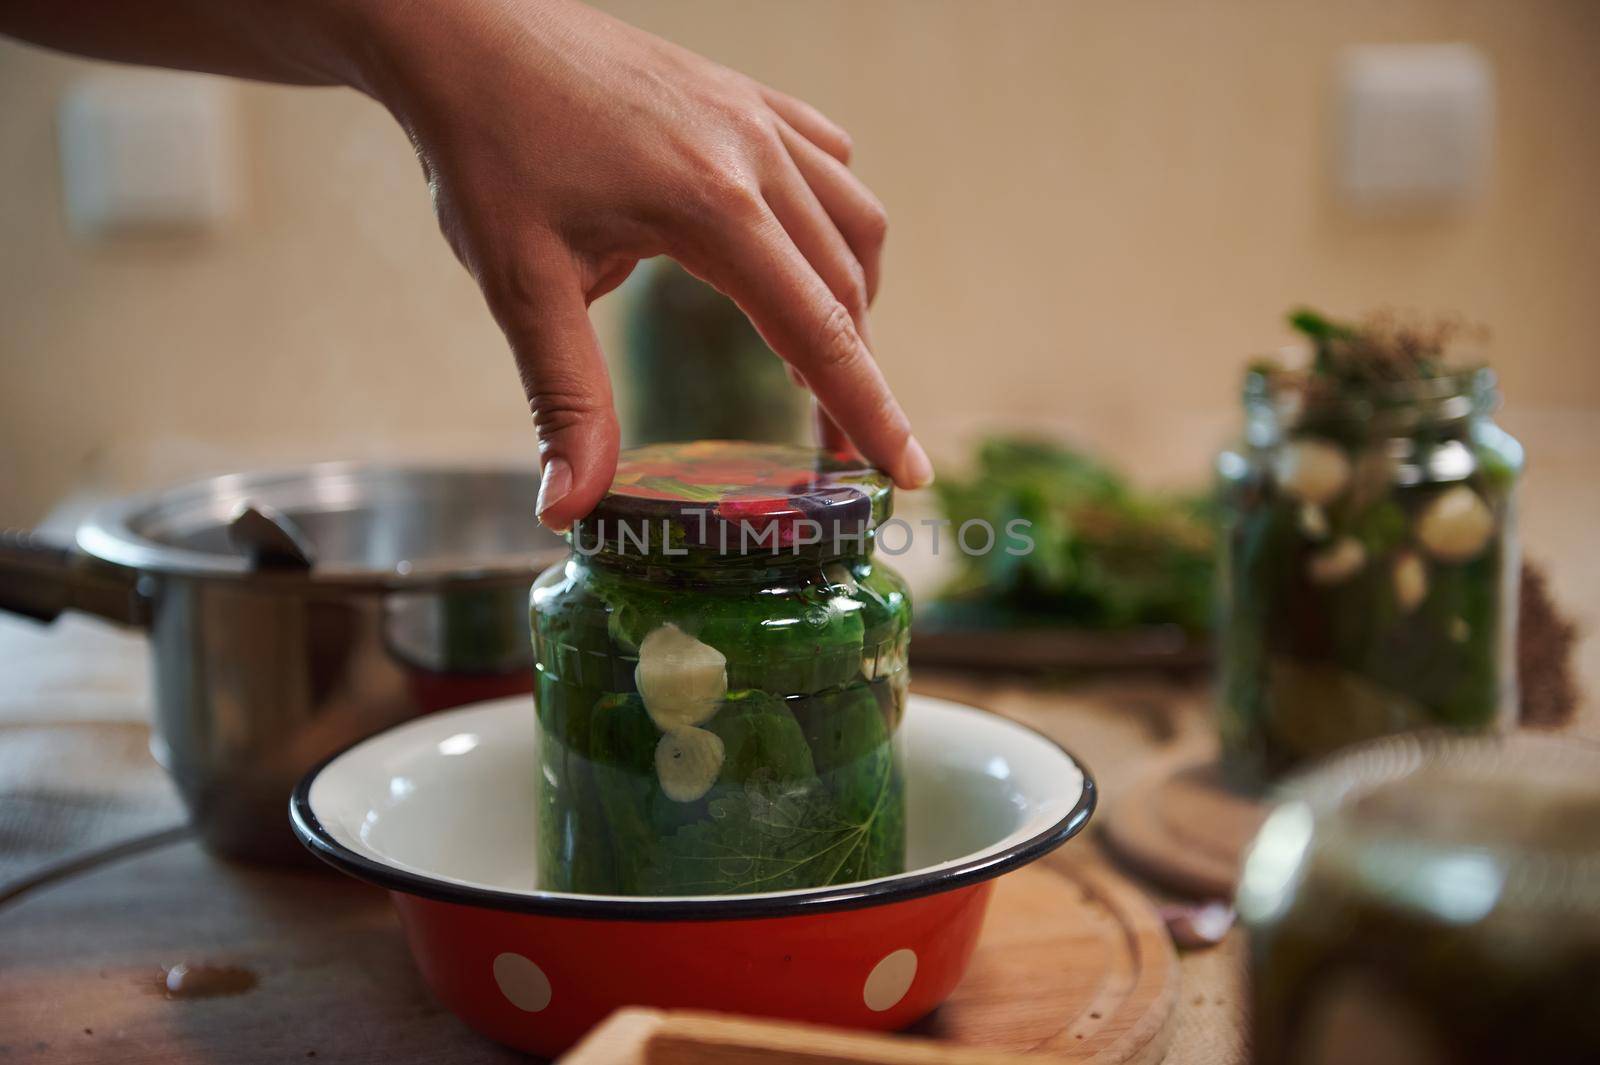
[758,140,883,465]
[776,120,888,304]
[679,214,931,490]
[758,152,876,463]
[484,252,620,532]
[761,154,870,330]
[759,86,852,164]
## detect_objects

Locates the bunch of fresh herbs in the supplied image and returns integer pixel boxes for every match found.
[932,436,1216,632]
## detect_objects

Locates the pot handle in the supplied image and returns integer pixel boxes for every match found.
[0,529,149,628]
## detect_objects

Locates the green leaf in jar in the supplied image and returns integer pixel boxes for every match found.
[638,767,901,895]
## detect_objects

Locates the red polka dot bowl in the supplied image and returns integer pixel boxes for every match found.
[290,693,1094,1057]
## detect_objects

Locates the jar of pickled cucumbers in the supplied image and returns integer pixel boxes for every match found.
[1216,312,1523,783]
[530,441,910,895]
[1239,732,1600,1065]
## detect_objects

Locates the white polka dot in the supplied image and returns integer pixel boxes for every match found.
[492,952,552,1012]
[863,948,917,1012]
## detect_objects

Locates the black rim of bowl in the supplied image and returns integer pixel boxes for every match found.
[288,702,1097,922]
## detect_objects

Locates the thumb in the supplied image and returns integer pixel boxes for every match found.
[491,263,619,533]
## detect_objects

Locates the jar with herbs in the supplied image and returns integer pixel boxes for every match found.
[1215,311,1523,784]
[530,441,910,895]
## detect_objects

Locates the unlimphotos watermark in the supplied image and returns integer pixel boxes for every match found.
[576,508,1035,558]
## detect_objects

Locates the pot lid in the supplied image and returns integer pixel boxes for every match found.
[573,441,893,558]
[76,462,566,584]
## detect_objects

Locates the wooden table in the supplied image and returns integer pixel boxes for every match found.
[3,411,1594,1064]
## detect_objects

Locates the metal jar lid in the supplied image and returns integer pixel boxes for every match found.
[572,441,893,559]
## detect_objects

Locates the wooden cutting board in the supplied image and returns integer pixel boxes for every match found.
[562,857,1179,1065]
[907,858,1177,1062]
[1100,751,1267,900]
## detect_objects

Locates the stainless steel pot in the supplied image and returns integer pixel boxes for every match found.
[0,463,565,863]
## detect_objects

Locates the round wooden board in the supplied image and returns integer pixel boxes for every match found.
[909,858,1179,1064]
[1101,753,1268,900]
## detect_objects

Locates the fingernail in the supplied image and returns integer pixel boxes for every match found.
[537,456,574,529]
[900,436,935,489]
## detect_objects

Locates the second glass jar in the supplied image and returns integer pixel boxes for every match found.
[1216,367,1523,784]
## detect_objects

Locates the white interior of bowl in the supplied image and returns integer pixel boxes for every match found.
[306,693,1085,902]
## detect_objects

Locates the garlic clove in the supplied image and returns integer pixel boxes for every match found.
[1273,439,1351,505]
[1308,537,1367,584]
[1416,486,1495,563]
[1159,902,1236,950]
[634,623,728,730]
[655,726,725,802]
[1298,503,1330,541]
[1393,551,1427,612]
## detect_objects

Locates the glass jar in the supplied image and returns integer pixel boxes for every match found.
[1239,732,1600,1065]
[620,258,809,447]
[530,441,910,895]
[1216,367,1524,783]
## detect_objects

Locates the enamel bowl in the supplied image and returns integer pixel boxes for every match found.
[290,693,1095,1057]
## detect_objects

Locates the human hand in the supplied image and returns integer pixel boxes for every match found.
[352,0,931,528]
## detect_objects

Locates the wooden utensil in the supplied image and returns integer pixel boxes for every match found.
[563,1008,1068,1064]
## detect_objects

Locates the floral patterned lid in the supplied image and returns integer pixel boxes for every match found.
[574,441,893,557]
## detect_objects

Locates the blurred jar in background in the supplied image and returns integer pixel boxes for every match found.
[620,258,809,446]
[1239,733,1600,1065]
[1215,365,1523,784]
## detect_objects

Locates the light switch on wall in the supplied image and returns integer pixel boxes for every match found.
[1336,43,1494,211]
[57,73,238,237]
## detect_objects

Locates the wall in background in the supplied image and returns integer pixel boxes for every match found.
[2,0,1598,523]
